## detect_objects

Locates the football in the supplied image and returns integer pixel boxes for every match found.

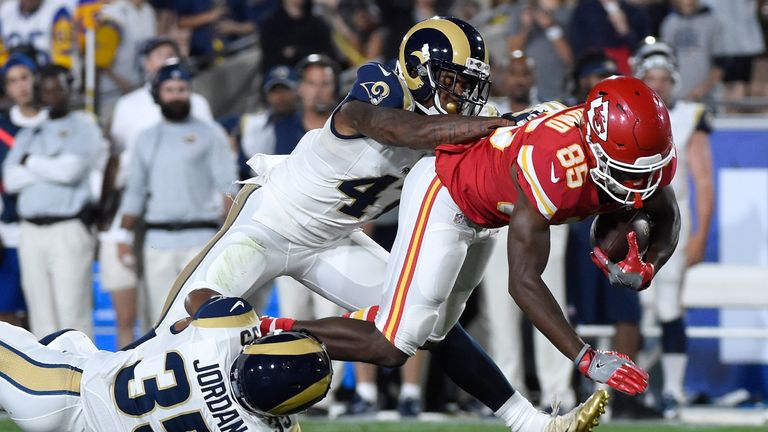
[590,210,652,262]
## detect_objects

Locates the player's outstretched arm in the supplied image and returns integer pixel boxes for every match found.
[642,185,681,272]
[335,100,514,150]
[507,172,648,395]
[506,173,584,361]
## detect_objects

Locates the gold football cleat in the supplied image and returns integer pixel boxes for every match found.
[544,389,609,432]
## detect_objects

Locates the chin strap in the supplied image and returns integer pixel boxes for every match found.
[633,192,643,209]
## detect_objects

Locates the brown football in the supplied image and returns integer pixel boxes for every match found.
[590,210,652,262]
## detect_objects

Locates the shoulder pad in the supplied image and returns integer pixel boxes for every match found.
[346,62,413,111]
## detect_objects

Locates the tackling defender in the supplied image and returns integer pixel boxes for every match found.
[292,76,681,412]
[151,16,607,432]
[0,293,332,432]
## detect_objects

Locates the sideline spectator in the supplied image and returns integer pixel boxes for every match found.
[174,0,224,59]
[330,0,386,68]
[569,0,650,74]
[116,60,237,323]
[633,39,715,419]
[506,0,573,101]
[660,0,725,105]
[95,0,157,117]
[703,0,765,110]
[259,0,335,73]
[2,64,103,338]
[102,37,213,344]
[239,65,298,159]
[0,54,47,329]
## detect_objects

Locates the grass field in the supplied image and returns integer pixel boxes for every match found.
[0,419,765,432]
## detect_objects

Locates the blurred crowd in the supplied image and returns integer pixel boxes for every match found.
[0,0,766,422]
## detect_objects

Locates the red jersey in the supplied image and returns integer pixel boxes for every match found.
[435,105,675,228]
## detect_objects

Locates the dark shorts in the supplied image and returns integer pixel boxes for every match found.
[566,219,641,325]
[0,248,26,313]
[722,55,756,83]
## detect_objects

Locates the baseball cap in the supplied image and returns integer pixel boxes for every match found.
[2,53,37,75]
[262,65,297,93]
[575,52,618,79]
[140,36,181,58]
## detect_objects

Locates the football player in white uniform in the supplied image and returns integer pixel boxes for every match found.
[632,38,714,418]
[151,16,606,432]
[0,290,332,432]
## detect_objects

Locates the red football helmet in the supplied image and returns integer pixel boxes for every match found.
[582,76,675,205]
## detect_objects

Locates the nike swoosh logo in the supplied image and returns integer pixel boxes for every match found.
[377,64,391,76]
[230,300,245,312]
[550,163,561,183]
[595,361,608,369]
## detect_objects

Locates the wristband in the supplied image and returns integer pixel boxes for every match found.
[574,343,592,365]
[545,25,563,41]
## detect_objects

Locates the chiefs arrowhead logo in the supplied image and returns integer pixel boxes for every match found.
[587,96,609,142]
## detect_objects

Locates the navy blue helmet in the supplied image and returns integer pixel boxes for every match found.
[230,331,332,417]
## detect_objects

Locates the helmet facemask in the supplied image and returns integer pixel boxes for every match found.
[586,129,675,206]
[414,57,491,116]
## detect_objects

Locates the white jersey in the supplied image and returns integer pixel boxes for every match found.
[80,298,297,432]
[0,0,75,66]
[249,62,428,247]
[668,100,707,203]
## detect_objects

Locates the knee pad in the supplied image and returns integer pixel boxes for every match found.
[203,232,267,295]
[661,318,687,353]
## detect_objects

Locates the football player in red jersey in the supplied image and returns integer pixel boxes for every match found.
[292,76,680,401]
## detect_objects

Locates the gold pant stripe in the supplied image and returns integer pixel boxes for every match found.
[157,184,260,326]
[0,343,81,395]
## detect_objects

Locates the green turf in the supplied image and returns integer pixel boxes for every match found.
[0,419,764,431]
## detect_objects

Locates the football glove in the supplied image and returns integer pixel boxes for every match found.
[258,316,296,336]
[590,231,654,291]
[576,344,649,396]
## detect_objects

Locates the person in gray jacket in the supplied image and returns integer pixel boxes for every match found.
[115,59,237,323]
[2,64,104,338]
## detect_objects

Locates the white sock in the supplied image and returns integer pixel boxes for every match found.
[399,383,421,400]
[494,392,550,432]
[357,382,377,403]
[661,353,688,401]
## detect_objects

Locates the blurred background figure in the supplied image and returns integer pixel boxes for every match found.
[490,50,538,113]
[101,37,214,345]
[259,0,335,74]
[568,0,649,74]
[328,0,386,68]
[94,0,157,119]
[238,64,299,161]
[0,53,46,330]
[659,0,725,105]
[506,0,573,101]
[702,0,765,111]
[632,38,715,419]
[2,64,103,338]
[116,60,237,324]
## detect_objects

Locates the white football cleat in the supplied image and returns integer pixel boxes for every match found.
[544,389,608,432]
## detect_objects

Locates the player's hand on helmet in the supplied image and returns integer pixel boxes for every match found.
[576,344,649,395]
[590,231,654,291]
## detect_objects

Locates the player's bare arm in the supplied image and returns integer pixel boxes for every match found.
[686,130,715,266]
[334,100,514,150]
[506,168,585,360]
[641,185,681,272]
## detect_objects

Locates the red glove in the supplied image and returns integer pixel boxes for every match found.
[258,316,296,336]
[576,344,649,395]
[590,231,654,291]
